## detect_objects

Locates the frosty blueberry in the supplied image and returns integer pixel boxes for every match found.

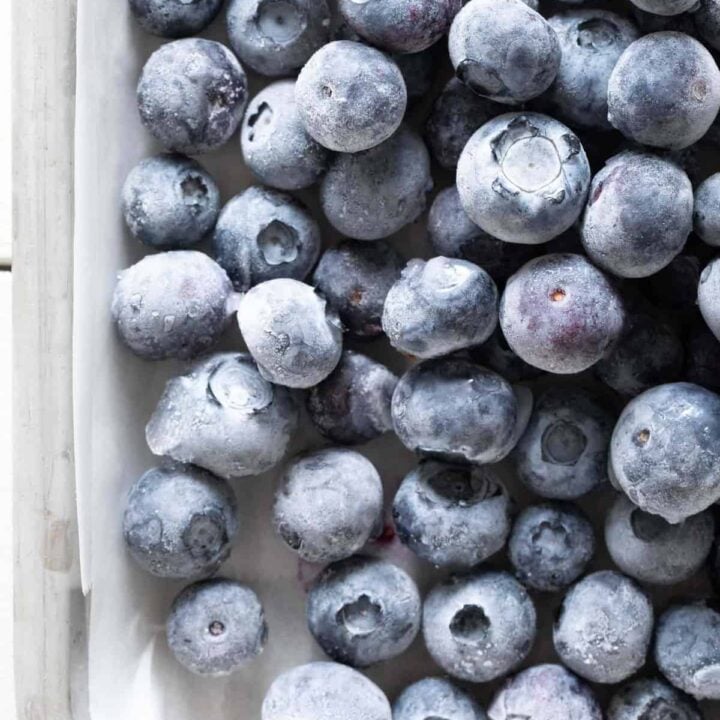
[306,556,421,667]
[694,173,720,247]
[212,186,321,291]
[470,328,543,383]
[392,460,512,569]
[394,678,487,720]
[607,678,702,720]
[128,0,223,37]
[272,448,383,563]
[699,258,720,342]
[166,578,266,676]
[695,0,720,51]
[137,39,248,154]
[629,0,698,16]
[146,353,299,479]
[457,114,591,245]
[237,278,342,388]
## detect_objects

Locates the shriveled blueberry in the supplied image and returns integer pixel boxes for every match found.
[394,677,487,720]
[448,0,560,104]
[166,579,266,676]
[392,460,512,568]
[699,258,720,342]
[605,493,714,585]
[610,382,720,523]
[212,186,321,291]
[394,48,437,105]
[272,448,383,563]
[608,677,702,720]
[128,0,223,37]
[146,353,299,479]
[457,114,591,245]
[608,33,720,150]
[111,250,234,361]
[685,321,720,391]
[391,357,532,465]
[295,41,406,153]
[629,0,698,16]
[307,351,397,445]
[499,253,625,374]
[137,39,248,154]
[644,254,700,313]
[240,80,329,191]
[423,570,536,682]
[312,240,404,338]
[226,0,330,77]
[306,556,421,667]
[237,279,342,388]
[320,125,432,240]
[695,0,720,51]
[470,328,543,383]
[695,174,720,247]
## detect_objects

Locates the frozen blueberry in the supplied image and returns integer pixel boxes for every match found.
[166,578,266,676]
[240,80,330,191]
[632,6,698,35]
[605,493,714,585]
[123,464,238,579]
[320,125,432,240]
[699,258,720,342]
[695,0,720,51]
[272,448,383,563]
[128,0,223,37]
[262,662,391,720]
[295,41,406,153]
[448,0,560,104]
[391,357,532,465]
[610,382,720,523]
[312,240,404,338]
[685,321,720,392]
[512,387,613,500]
[111,250,234,361]
[394,678,487,720]
[307,351,397,445]
[121,154,220,249]
[629,0,698,15]
[655,603,720,700]
[499,253,625,374]
[695,173,720,247]
[553,570,654,684]
[237,279,342,388]
[137,39,248,155]
[146,353,299,479]
[393,49,436,105]
[212,186,321,291]
[306,556,421,667]
[545,11,638,130]
[470,328,543,383]
[423,570,536,682]
[581,151,693,278]
[509,502,595,593]
[392,460,512,569]
[457,114,591,245]
[382,257,498,359]
[608,33,720,150]
[226,0,330,77]
[607,677,702,720]
[488,664,602,720]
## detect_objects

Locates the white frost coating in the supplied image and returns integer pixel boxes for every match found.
[699,258,720,341]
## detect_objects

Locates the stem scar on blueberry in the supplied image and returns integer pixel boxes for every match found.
[208,620,225,636]
[635,428,650,446]
[550,288,567,302]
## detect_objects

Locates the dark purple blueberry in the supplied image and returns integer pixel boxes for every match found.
[608,677,702,720]
[128,0,223,37]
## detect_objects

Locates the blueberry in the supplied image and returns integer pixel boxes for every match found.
[123,464,238,579]
[240,80,330,191]
[137,39,248,154]
[512,387,614,499]
[448,0,560,104]
[699,259,720,342]
[295,41,406,153]
[128,0,223,37]
[262,662,391,720]
[632,6,698,35]
[610,382,720,523]
[320,125,432,240]
[553,570,654,684]
[423,570,536,682]
[306,556,421,667]
[146,353,299,479]
[489,664,602,720]
[272,448,383,563]
[393,48,437,105]
[457,114,591,245]
[545,11,638,130]
[382,256,499,359]
[307,351,398,445]
[392,460,512,569]
[629,0,698,16]
[607,677,702,720]
[226,0,331,77]
[212,186,321,291]
[469,328,543,383]
[393,677,487,720]
[111,250,234,361]
[644,254,700,314]
[391,357,532,465]
[608,32,720,150]
[695,174,720,247]
[685,321,720,392]
[312,240,404,339]
[605,493,714,586]
[695,0,720,51]
[499,253,625,374]
[166,578,266,676]
[237,279,342,388]
[655,603,720,700]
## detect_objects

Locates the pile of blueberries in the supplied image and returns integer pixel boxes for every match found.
[114,0,720,717]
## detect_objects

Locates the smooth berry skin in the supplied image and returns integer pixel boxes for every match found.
[607,678,702,720]
[128,0,223,37]
[394,678,487,720]
[699,258,720,342]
